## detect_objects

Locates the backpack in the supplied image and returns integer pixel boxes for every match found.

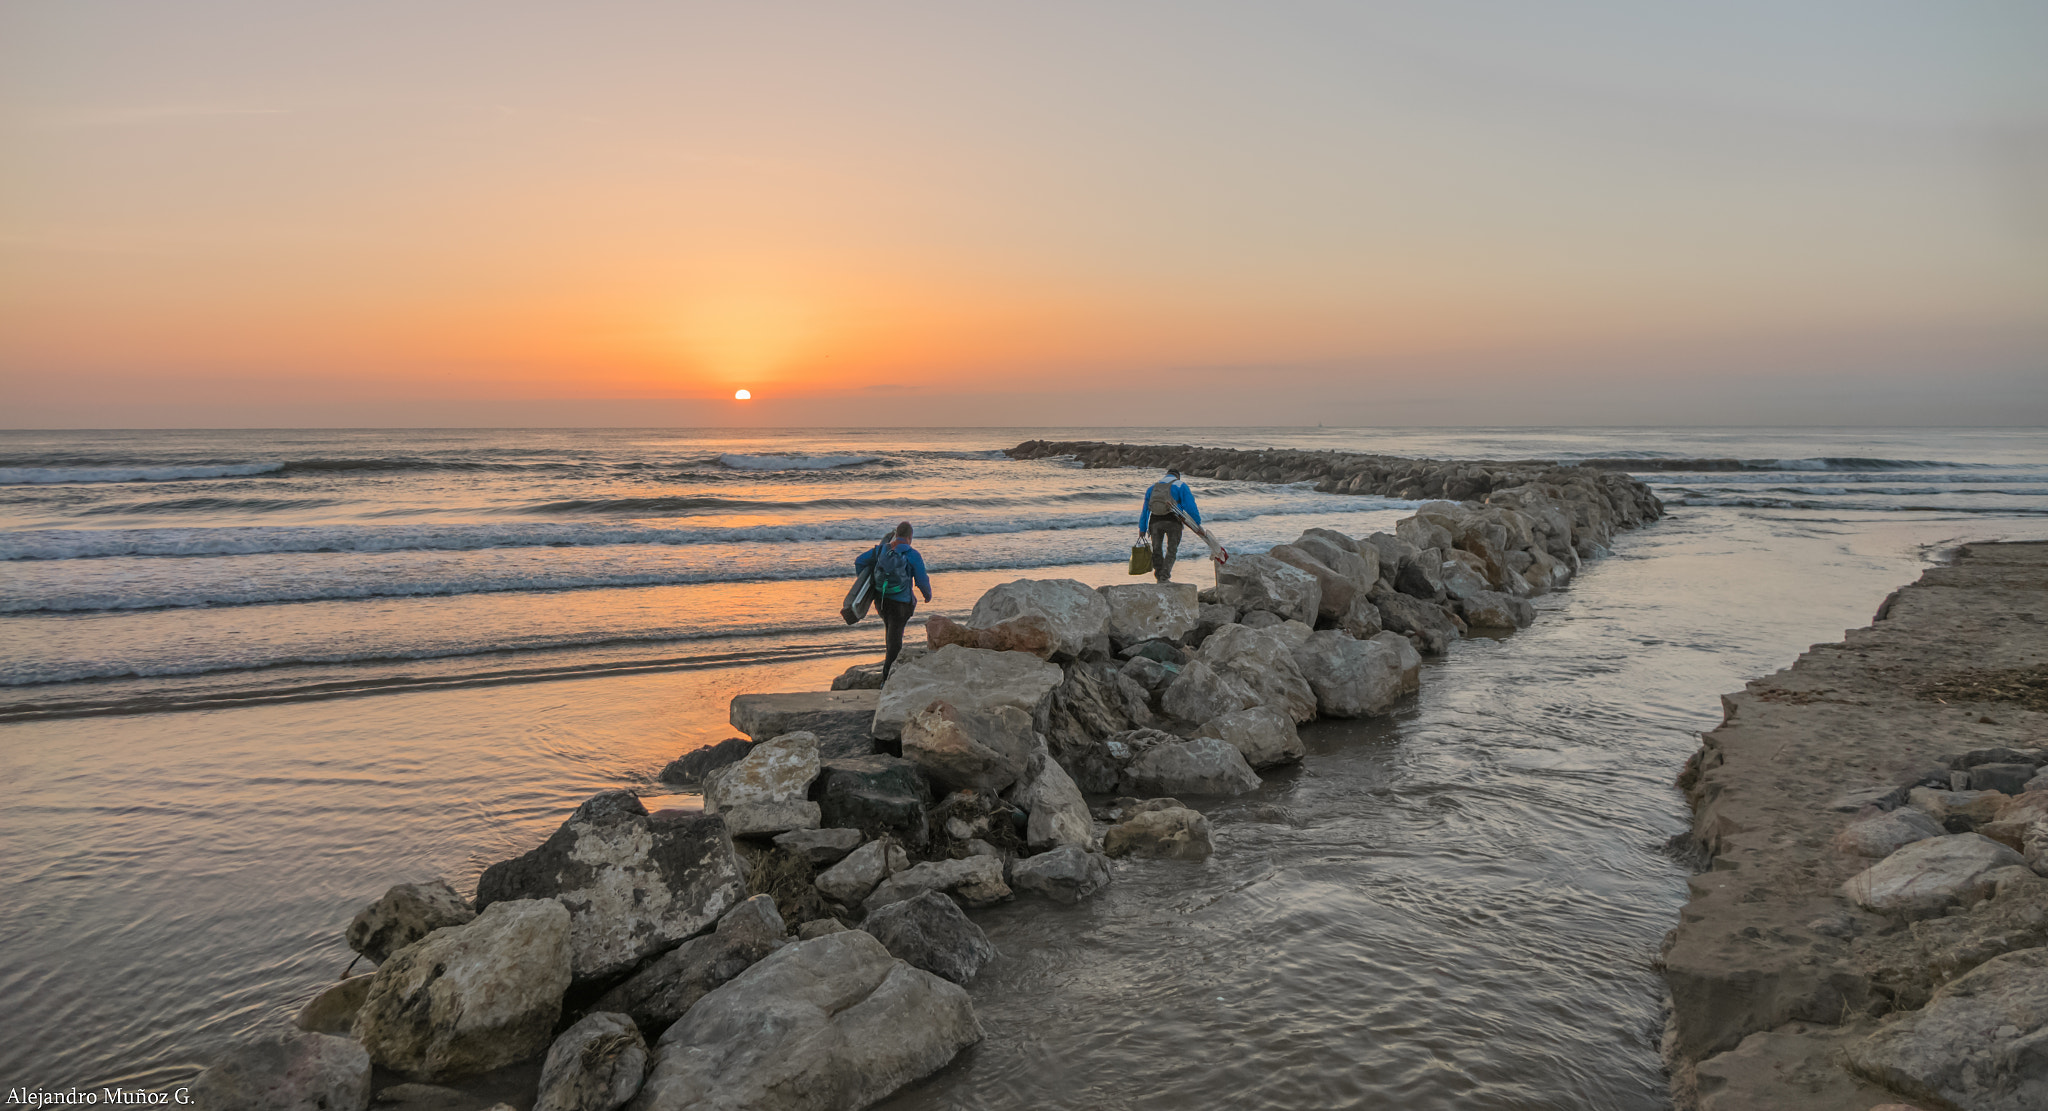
[1147,481,1179,518]
[874,542,913,596]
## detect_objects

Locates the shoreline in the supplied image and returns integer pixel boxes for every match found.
[1662,540,2048,1109]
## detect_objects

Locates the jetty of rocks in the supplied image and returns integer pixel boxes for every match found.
[195,446,1665,1111]
[1663,540,2048,1111]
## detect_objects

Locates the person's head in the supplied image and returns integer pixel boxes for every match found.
[894,521,912,540]
[1165,468,1181,481]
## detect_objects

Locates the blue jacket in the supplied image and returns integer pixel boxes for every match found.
[855,539,931,604]
[1138,478,1201,533]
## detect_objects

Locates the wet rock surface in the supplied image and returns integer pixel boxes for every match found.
[354,899,573,1081]
[534,1012,647,1111]
[474,791,747,983]
[1664,541,2048,1109]
[859,889,997,984]
[631,930,981,1111]
[589,895,787,1037]
[346,880,475,964]
[191,1028,372,1111]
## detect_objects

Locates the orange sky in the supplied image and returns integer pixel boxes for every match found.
[4,2,2045,426]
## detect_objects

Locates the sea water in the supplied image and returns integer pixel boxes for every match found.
[2,426,2044,1106]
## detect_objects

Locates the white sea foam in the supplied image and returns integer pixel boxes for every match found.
[0,463,286,485]
[717,453,878,471]
[0,496,1405,561]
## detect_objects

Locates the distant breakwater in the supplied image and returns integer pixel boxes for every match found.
[1006,439,1664,538]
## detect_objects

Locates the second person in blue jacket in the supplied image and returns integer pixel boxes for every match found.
[1137,469,1201,583]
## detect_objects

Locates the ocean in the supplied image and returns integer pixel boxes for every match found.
[3,426,2045,1107]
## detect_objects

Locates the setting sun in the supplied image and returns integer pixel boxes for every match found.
[734,389,752,400]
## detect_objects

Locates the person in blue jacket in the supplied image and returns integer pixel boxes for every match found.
[1137,468,1201,583]
[854,521,933,683]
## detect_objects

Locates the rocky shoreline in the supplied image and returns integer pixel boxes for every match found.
[190,445,1665,1111]
[1662,540,2048,1111]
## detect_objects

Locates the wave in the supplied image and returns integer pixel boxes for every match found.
[1,496,1402,560]
[1667,494,2048,515]
[0,463,287,485]
[716,453,879,471]
[520,489,1134,515]
[1580,456,1985,473]
[77,496,342,516]
[1,539,1268,612]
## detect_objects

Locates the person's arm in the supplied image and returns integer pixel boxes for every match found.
[854,546,876,572]
[1138,490,1151,536]
[1176,483,1201,526]
[910,550,932,602]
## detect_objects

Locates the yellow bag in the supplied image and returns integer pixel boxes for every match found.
[1128,543,1152,576]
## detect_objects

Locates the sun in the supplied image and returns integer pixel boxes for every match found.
[734,389,751,400]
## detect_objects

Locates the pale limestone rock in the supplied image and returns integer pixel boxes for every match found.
[898,700,1035,791]
[1119,737,1261,797]
[346,881,474,964]
[1215,553,1320,625]
[967,578,1111,661]
[1096,582,1199,646]
[1839,833,2026,918]
[354,899,573,1081]
[1160,657,1258,724]
[631,932,980,1111]
[1289,629,1408,718]
[865,855,1011,910]
[1010,845,1111,904]
[1193,706,1304,769]
[870,645,1063,741]
[191,1029,371,1111]
[1103,807,1213,861]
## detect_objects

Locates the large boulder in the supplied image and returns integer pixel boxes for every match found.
[191,1030,371,1111]
[1266,543,1355,624]
[1457,589,1534,630]
[346,881,474,964]
[705,731,822,837]
[1196,623,1318,722]
[865,855,1011,910]
[1096,583,1199,647]
[899,700,1035,791]
[871,645,1064,741]
[967,578,1112,661]
[814,755,932,846]
[729,691,878,760]
[1840,833,2027,918]
[631,931,981,1111]
[1041,659,1152,782]
[1193,706,1303,769]
[859,890,996,984]
[1215,553,1320,625]
[1845,947,2048,1111]
[814,838,910,907]
[354,899,573,1081]
[1833,808,1947,858]
[1361,532,1420,588]
[1159,658,1258,724]
[1371,631,1422,693]
[923,613,1056,659]
[1010,845,1111,904]
[1295,529,1379,593]
[1103,806,1213,861]
[476,792,748,983]
[1373,591,1460,655]
[1394,547,1447,599]
[1005,737,1094,850]
[1290,629,1409,718]
[1119,737,1261,797]
[1438,556,1492,602]
[535,1012,647,1111]
[590,895,787,1037]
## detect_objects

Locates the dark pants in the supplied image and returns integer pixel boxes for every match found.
[879,597,917,681]
[1148,518,1183,582]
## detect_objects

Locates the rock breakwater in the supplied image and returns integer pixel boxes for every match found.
[1663,540,2048,1111]
[195,443,1668,1111]
[1007,439,1663,546]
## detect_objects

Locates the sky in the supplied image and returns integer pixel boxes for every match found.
[3,1,2045,427]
